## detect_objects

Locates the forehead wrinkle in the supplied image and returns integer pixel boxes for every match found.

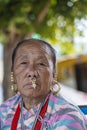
[15,54,49,63]
[15,42,53,62]
[21,41,52,54]
[14,54,28,62]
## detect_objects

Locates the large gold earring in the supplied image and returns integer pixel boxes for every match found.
[11,72,18,93]
[50,82,61,94]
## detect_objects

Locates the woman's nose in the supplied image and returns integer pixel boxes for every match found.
[28,71,37,78]
[27,66,38,78]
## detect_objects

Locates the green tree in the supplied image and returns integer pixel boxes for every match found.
[0,0,87,99]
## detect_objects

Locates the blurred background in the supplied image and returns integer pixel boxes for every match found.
[0,0,87,105]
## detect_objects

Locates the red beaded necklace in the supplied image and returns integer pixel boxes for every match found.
[11,97,49,130]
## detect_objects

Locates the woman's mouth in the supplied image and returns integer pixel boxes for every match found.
[24,79,40,89]
[24,82,34,89]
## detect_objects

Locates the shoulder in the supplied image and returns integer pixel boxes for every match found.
[49,93,84,114]
[0,93,22,128]
[49,92,78,107]
[48,93,87,129]
[49,93,86,119]
[0,92,21,112]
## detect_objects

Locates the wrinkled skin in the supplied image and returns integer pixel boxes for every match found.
[13,41,55,104]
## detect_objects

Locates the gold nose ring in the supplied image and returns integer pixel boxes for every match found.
[32,78,36,89]
[30,77,36,89]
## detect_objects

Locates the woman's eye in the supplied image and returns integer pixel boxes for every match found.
[20,62,27,65]
[38,63,45,66]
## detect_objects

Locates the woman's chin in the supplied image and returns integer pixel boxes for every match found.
[22,91,39,98]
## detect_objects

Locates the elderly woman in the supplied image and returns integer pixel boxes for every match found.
[0,38,87,130]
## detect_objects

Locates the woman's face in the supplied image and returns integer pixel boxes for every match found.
[13,41,54,98]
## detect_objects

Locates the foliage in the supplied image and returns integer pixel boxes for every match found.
[59,42,76,55]
[0,0,87,45]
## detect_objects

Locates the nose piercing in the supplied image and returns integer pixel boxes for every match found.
[32,78,36,89]
[30,77,36,89]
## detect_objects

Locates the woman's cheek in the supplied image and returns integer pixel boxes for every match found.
[14,70,25,87]
[14,67,27,79]
[43,71,52,85]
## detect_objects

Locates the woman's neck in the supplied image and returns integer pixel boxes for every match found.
[22,95,47,110]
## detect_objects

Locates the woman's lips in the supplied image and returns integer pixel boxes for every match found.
[24,82,34,89]
[23,79,40,89]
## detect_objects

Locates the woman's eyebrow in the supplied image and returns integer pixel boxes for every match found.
[15,55,28,62]
[15,54,48,62]
[37,55,47,60]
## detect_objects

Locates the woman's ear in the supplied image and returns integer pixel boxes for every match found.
[13,73,17,84]
[51,73,57,85]
[54,73,57,81]
[53,72,55,78]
